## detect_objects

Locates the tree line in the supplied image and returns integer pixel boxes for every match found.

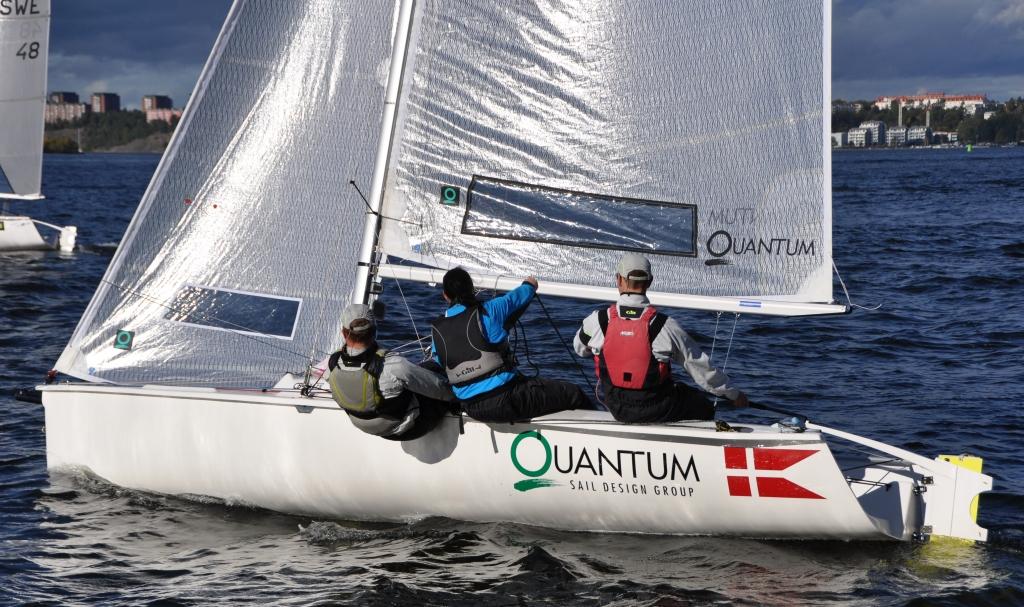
[46,110,179,152]
[831,98,1024,144]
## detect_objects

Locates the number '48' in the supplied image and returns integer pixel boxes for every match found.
[16,42,39,60]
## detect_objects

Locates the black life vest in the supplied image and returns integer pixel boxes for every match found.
[595,304,671,391]
[431,304,514,387]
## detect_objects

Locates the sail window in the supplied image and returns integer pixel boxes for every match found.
[163,286,302,340]
[462,176,697,256]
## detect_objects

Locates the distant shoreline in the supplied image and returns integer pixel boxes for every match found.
[833,142,1020,151]
[44,148,162,154]
[44,130,170,154]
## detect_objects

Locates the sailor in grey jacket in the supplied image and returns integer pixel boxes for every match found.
[328,304,454,440]
[573,253,747,423]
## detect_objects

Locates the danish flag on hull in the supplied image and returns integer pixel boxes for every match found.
[724,447,825,499]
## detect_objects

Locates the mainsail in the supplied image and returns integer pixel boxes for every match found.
[375,1,839,315]
[0,0,49,200]
[55,0,396,386]
[57,0,838,387]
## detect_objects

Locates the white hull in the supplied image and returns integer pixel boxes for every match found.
[40,384,991,542]
[0,215,76,252]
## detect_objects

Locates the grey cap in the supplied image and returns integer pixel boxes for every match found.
[341,303,376,335]
[616,253,652,282]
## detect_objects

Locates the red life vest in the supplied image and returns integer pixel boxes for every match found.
[594,305,671,390]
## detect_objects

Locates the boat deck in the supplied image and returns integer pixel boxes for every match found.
[43,382,826,444]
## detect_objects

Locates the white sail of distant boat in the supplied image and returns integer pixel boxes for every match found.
[40,0,990,542]
[0,0,75,251]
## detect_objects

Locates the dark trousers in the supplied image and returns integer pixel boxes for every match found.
[604,381,715,424]
[461,375,589,423]
[383,394,451,441]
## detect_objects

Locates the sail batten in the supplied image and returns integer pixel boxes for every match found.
[378,1,832,313]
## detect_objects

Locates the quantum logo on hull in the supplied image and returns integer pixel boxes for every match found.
[509,431,701,497]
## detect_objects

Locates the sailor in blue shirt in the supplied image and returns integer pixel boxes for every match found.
[430,267,589,422]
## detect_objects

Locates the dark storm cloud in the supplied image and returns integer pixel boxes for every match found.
[49,0,232,108]
[832,0,1024,101]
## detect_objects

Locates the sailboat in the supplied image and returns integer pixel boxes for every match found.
[38,0,990,541]
[0,0,76,252]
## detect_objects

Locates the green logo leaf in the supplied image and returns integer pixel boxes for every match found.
[514,478,559,492]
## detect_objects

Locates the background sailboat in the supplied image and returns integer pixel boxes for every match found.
[0,0,76,252]
[38,0,989,542]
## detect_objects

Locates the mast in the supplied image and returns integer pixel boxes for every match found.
[352,0,416,305]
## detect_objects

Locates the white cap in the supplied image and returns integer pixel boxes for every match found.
[341,303,375,335]
[615,253,652,282]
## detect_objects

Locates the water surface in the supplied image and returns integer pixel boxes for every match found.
[1,150,1022,605]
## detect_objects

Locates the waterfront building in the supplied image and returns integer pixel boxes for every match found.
[874,93,943,110]
[48,92,79,104]
[932,131,958,144]
[146,108,183,124]
[907,126,932,146]
[940,95,989,112]
[831,102,862,113]
[142,95,173,111]
[91,92,121,113]
[887,127,908,147]
[44,101,89,124]
[848,127,872,147]
[859,121,886,147]
[831,132,848,147]
[963,103,986,116]
[873,93,988,112]
[983,111,996,120]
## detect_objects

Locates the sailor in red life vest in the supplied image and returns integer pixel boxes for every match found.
[573,253,749,423]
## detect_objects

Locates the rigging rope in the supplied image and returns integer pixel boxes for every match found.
[299,351,331,396]
[389,335,431,355]
[511,319,541,378]
[535,294,595,392]
[832,260,882,311]
[708,311,723,365]
[720,313,740,374]
[348,180,421,227]
[707,312,740,409]
[392,275,427,358]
